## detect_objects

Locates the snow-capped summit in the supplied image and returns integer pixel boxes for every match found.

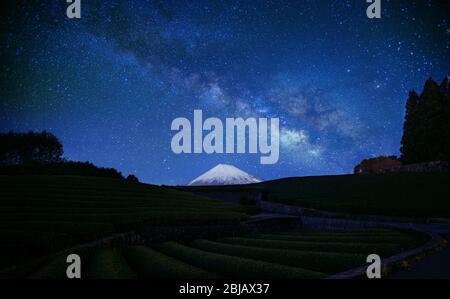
[188,164,262,186]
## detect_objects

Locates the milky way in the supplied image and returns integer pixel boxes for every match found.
[0,0,449,184]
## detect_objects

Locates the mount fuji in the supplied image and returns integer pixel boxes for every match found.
[188,164,262,186]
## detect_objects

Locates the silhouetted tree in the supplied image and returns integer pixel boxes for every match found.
[126,174,139,183]
[400,75,450,164]
[0,131,63,165]
[400,91,420,163]
[0,131,127,179]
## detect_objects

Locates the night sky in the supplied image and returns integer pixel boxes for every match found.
[1,0,449,185]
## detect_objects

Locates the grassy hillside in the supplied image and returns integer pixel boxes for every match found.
[261,173,450,218]
[0,175,248,271]
[187,172,450,218]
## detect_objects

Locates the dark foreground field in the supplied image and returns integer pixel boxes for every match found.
[0,175,249,272]
[29,228,428,279]
[189,172,450,219]
[0,173,442,279]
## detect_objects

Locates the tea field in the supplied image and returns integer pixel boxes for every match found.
[0,175,248,272]
[28,228,429,279]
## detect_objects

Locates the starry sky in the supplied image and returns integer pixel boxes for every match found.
[1,0,449,185]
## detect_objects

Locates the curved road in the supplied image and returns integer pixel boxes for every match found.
[388,229,450,279]
[249,213,450,279]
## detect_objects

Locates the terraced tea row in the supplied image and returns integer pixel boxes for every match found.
[190,240,366,274]
[25,229,427,279]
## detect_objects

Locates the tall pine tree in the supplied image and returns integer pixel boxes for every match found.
[400,91,420,163]
[400,74,450,164]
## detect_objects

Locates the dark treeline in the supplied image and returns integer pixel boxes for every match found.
[0,131,125,179]
[0,161,124,179]
[401,75,450,164]
[0,131,63,165]
[354,74,449,174]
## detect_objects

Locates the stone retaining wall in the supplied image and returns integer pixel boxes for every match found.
[380,160,449,173]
